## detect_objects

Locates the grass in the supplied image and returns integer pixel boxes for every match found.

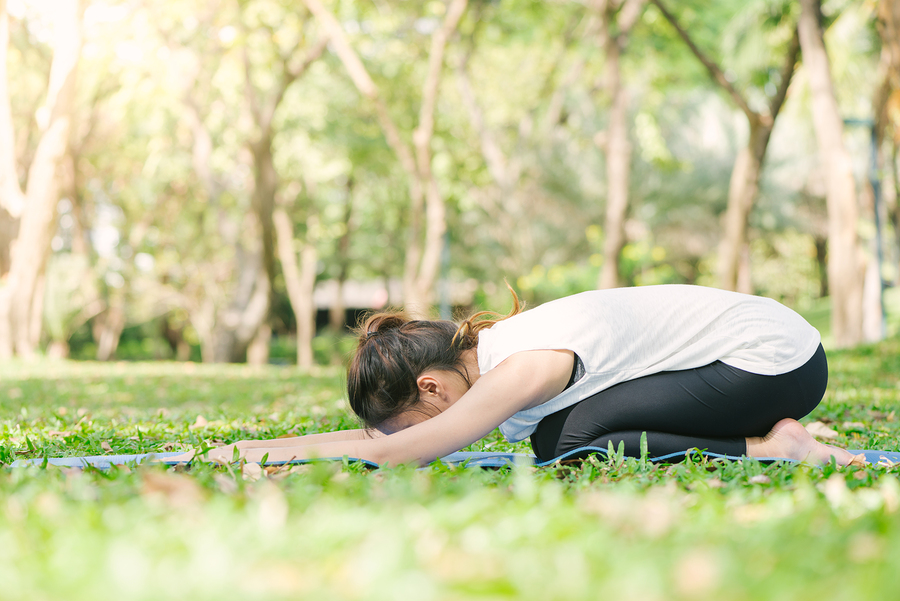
[3,341,900,600]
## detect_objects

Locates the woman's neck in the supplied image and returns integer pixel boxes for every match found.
[461,348,481,388]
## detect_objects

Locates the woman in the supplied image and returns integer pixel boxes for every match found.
[187,285,858,467]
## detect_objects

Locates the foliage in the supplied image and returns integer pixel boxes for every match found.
[1,0,895,359]
[3,340,900,599]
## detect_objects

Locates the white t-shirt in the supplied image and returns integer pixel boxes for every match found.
[476,285,821,442]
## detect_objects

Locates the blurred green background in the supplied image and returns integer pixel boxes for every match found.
[0,0,898,365]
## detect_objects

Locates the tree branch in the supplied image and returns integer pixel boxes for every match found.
[241,39,264,125]
[412,0,468,153]
[766,25,800,121]
[616,0,645,40]
[649,0,756,120]
[455,53,510,190]
[303,0,418,180]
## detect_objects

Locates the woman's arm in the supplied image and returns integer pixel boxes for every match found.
[233,429,377,449]
[194,349,573,466]
[165,428,380,463]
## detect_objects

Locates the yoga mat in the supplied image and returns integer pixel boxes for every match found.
[9,447,900,469]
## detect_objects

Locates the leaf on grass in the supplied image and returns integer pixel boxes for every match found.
[141,472,203,507]
[748,475,771,484]
[842,422,866,431]
[805,421,839,440]
[190,415,209,429]
[158,442,177,452]
[868,410,897,422]
[101,442,113,452]
[264,464,292,479]
[848,454,867,468]
[47,431,74,437]
[242,462,264,482]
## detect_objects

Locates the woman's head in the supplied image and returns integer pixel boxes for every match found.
[347,314,474,430]
[346,287,522,431]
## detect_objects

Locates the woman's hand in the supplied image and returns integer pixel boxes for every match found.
[157,443,242,465]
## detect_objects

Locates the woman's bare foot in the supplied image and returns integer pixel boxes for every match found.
[746,418,861,465]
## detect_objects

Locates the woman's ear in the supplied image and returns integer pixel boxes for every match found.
[416,373,441,398]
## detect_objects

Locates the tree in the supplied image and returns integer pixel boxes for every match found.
[875,0,900,263]
[239,1,329,366]
[652,0,800,293]
[304,0,468,317]
[0,0,83,358]
[798,0,865,347]
[453,4,587,280]
[594,0,645,290]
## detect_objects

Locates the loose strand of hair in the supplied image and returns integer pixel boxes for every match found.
[453,283,523,347]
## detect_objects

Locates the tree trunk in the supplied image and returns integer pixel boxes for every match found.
[297,218,318,368]
[208,255,270,363]
[95,303,125,361]
[814,236,829,297]
[305,0,467,317]
[181,87,270,364]
[594,0,644,289]
[799,0,865,348]
[250,136,277,302]
[598,30,630,289]
[0,0,83,358]
[330,182,353,333]
[47,339,68,359]
[246,323,271,365]
[274,207,318,369]
[245,140,278,366]
[717,122,772,291]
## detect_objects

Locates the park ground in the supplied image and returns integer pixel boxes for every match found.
[4,338,900,600]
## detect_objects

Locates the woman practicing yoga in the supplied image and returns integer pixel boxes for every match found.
[185,285,858,466]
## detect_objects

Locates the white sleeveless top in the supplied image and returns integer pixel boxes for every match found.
[476,285,821,442]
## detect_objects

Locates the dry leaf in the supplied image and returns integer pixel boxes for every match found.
[101,441,113,452]
[47,431,74,437]
[264,464,291,478]
[158,442,177,452]
[842,422,866,431]
[242,462,264,482]
[805,421,839,440]
[141,472,203,507]
[848,454,867,468]
[748,475,772,484]
[190,415,208,429]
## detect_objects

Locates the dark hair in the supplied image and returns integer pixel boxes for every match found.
[347,286,522,430]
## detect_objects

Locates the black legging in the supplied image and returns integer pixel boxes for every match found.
[530,344,828,462]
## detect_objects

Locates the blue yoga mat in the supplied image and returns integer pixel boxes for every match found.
[9,447,900,469]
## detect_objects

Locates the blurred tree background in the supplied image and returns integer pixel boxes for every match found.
[0,0,899,365]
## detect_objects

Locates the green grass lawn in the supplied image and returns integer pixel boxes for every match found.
[3,341,900,601]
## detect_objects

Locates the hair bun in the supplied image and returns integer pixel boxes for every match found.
[358,312,408,344]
